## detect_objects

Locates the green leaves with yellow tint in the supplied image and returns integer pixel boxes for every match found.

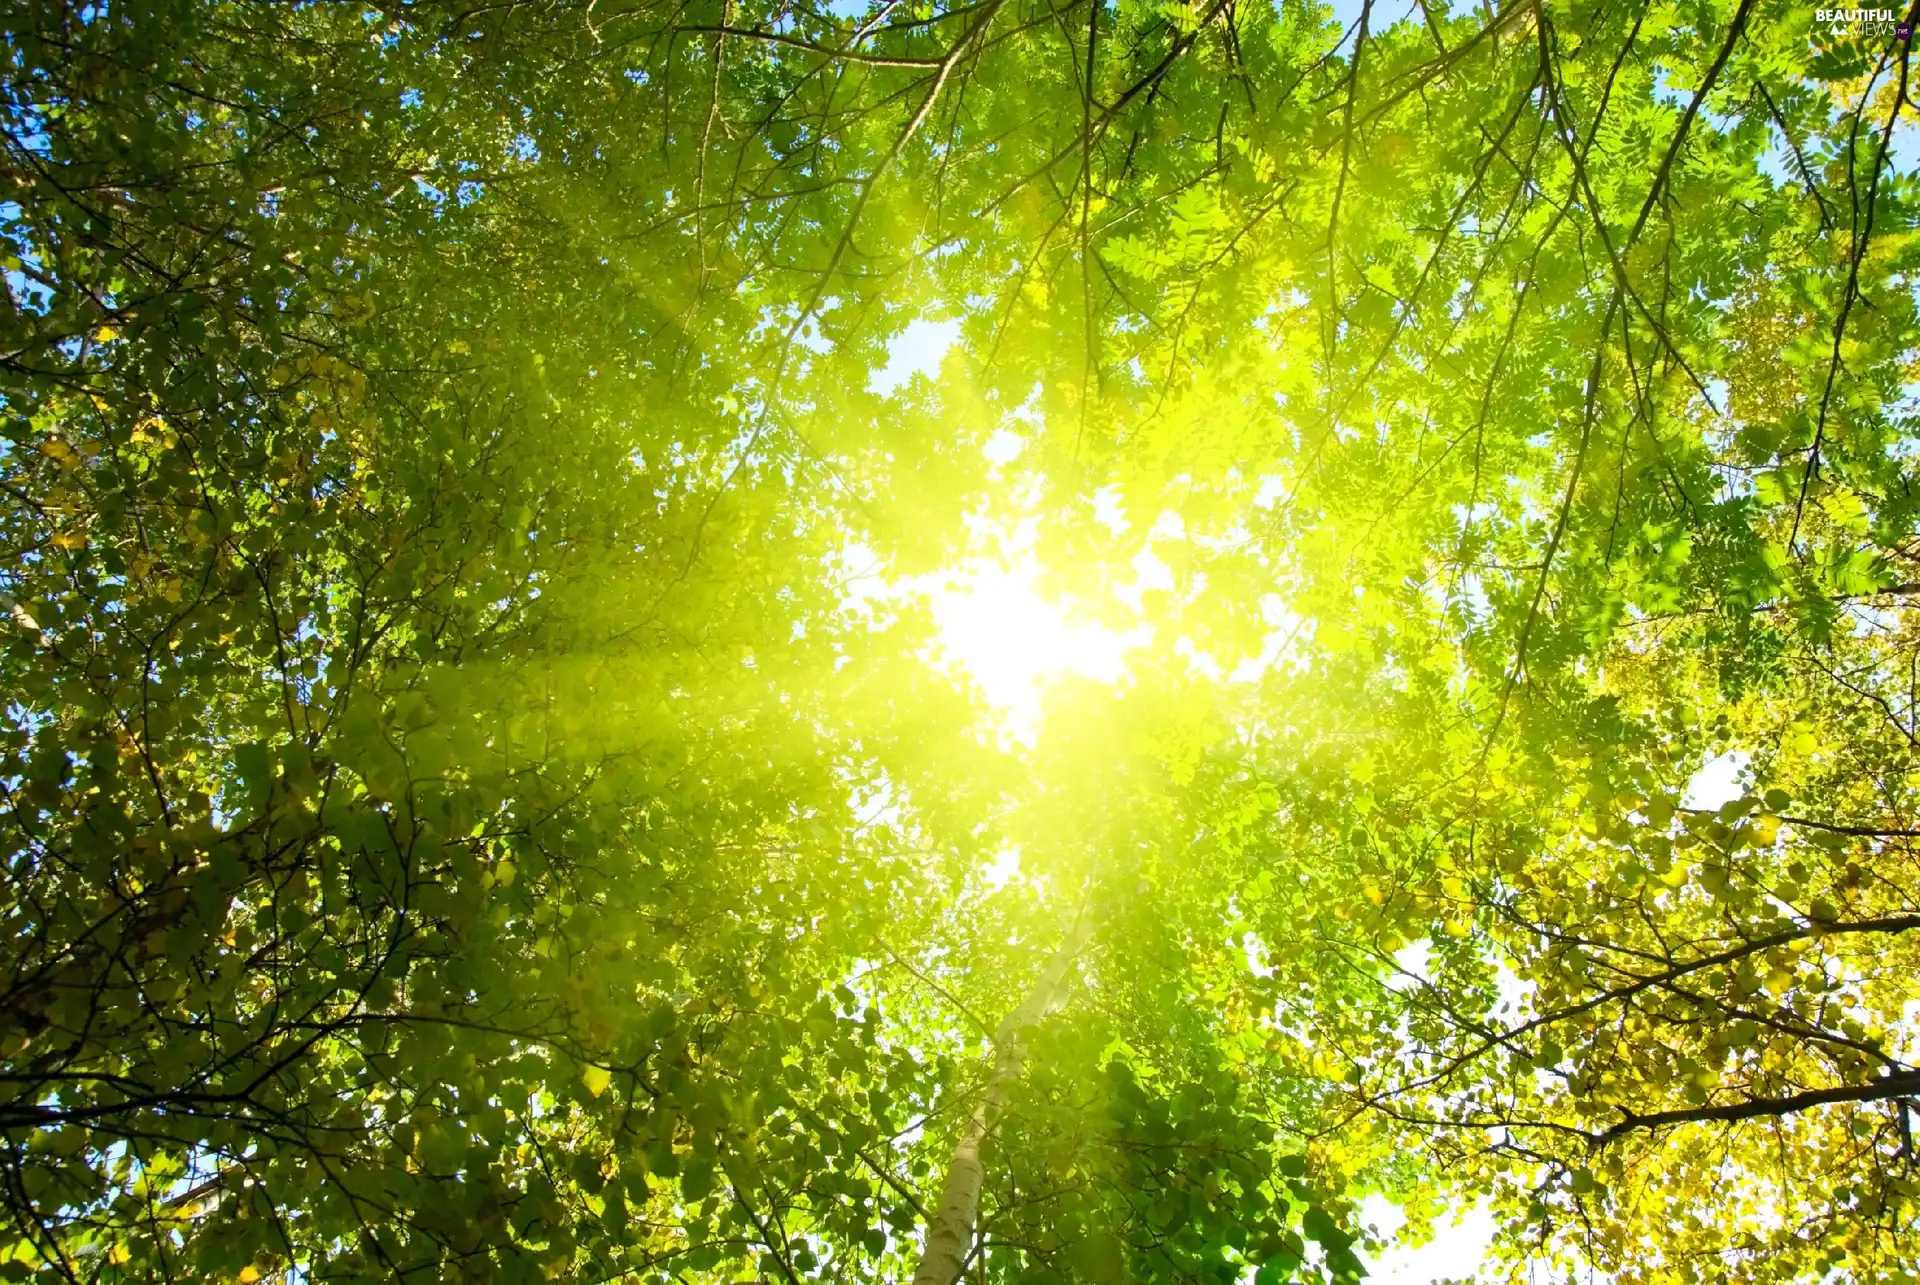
[8,0,1920,1282]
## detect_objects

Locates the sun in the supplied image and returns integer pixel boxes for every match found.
[925,555,1148,736]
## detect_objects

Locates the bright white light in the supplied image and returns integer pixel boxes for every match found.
[927,559,1147,737]
[980,846,1023,890]
[1388,938,1435,991]
[1683,750,1750,810]
[1113,547,1174,613]
[983,430,1026,464]
[1361,1195,1497,1284]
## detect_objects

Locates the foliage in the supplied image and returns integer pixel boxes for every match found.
[4,1,1920,1282]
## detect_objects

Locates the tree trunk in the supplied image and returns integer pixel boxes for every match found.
[909,929,1087,1285]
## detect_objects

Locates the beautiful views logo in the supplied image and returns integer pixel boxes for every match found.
[1815,7,1912,38]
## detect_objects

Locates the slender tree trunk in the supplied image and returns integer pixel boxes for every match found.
[910,929,1087,1285]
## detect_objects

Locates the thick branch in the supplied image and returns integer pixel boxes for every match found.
[1592,1070,1920,1146]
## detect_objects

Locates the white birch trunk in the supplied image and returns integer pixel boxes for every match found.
[909,929,1087,1285]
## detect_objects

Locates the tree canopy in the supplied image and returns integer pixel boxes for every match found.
[4,0,1920,1282]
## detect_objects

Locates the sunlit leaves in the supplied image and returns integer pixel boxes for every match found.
[9,0,1920,1282]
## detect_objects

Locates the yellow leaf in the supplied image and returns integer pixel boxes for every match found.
[582,1064,612,1097]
